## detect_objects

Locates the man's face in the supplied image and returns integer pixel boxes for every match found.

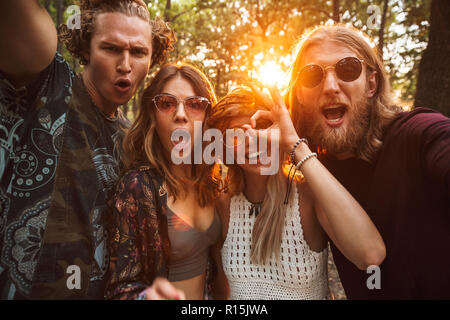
[295,40,377,156]
[84,12,152,110]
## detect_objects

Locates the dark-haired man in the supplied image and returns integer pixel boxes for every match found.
[0,0,175,299]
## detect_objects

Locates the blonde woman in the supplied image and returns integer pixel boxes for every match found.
[105,63,223,300]
[207,86,386,300]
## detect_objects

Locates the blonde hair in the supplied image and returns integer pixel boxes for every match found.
[58,0,176,68]
[207,87,288,264]
[285,24,402,162]
[123,63,218,207]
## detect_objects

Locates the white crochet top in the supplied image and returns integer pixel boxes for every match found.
[221,184,329,300]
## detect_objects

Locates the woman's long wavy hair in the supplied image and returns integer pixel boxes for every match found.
[207,87,289,264]
[123,63,218,207]
[58,0,176,68]
[285,24,402,162]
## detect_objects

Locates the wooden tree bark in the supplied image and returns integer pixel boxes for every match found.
[44,0,51,12]
[215,66,221,95]
[164,0,171,22]
[414,0,450,116]
[378,0,389,59]
[333,0,340,23]
[55,0,63,53]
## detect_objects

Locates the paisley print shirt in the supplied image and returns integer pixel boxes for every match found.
[0,53,129,299]
[105,169,170,300]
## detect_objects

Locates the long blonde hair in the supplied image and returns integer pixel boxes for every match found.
[285,24,402,162]
[207,87,289,264]
[123,63,218,207]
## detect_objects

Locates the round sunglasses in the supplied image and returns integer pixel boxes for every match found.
[153,93,210,117]
[297,56,365,88]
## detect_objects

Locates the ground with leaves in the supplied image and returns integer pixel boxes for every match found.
[327,244,347,300]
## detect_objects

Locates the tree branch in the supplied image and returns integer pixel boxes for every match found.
[300,7,332,19]
[171,8,194,22]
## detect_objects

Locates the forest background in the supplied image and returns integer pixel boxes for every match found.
[40,0,450,121]
[39,0,449,299]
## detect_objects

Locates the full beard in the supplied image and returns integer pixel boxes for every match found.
[298,95,371,156]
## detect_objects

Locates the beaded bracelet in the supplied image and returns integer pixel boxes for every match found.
[289,138,308,165]
[136,290,147,300]
[295,152,318,170]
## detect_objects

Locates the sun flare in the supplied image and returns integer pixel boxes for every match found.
[252,61,288,89]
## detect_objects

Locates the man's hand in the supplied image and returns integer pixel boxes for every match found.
[140,277,186,300]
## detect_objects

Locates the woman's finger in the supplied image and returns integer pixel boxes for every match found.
[144,287,162,300]
[146,277,185,300]
[268,85,287,112]
[155,278,185,300]
[250,110,274,128]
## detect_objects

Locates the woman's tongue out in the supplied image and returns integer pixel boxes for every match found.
[172,134,190,152]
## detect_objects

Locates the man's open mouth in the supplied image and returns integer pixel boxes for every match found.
[322,105,347,124]
[114,79,132,91]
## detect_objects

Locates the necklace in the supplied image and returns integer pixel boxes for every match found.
[79,73,119,122]
[248,200,263,217]
[242,178,265,217]
[243,193,263,217]
[99,108,119,122]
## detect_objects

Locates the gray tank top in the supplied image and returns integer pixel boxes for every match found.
[167,205,221,282]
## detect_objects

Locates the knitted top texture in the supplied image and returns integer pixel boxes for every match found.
[221,184,329,300]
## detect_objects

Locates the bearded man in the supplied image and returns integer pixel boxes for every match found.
[285,25,450,299]
[0,0,175,299]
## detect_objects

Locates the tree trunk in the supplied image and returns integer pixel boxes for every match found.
[414,0,450,116]
[55,0,63,53]
[164,0,171,22]
[333,0,340,23]
[44,0,51,12]
[378,0,389,59]
[215,66,222,97]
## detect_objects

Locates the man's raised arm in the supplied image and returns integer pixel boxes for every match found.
[0,0,57,85]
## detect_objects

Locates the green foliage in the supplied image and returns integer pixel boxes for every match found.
[47,0,431,104]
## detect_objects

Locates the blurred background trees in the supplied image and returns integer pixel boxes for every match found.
[414,0,450,116]
[40,0,450,117]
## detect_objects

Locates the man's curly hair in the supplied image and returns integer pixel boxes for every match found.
[58,0,176,68]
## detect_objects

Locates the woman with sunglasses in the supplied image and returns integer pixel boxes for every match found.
[105,63,224,300]
[207,85,386,300]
